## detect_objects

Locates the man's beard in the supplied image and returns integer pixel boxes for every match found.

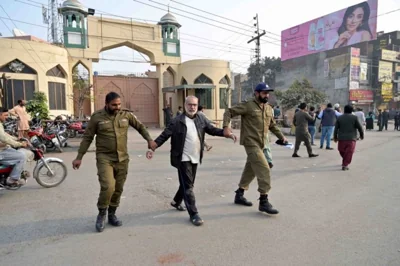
[106,107,119,115]
[185,107,197,117]
[258,95,268,103]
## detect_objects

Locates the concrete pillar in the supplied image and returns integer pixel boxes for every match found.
[157,64,166,128]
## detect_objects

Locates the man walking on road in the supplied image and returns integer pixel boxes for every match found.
[72,92,157,232]
[292,103,318,158]
[333,105,364,171]
[147,96,236,226]
[223,82,287,215]
[318,103,341,150]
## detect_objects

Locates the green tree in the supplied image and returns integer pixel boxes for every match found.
[71,67,92,118]
[242,56,282,100]
[26,91,50,120]
[274,78,327,112]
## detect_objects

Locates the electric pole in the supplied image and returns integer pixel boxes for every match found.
[247,14,265,84]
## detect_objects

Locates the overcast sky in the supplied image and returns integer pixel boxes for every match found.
[1,0,399,75]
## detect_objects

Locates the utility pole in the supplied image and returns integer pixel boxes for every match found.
[247,14,265,84]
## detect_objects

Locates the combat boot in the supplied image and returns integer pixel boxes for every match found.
[258,195,279,215]
[96,208,107,232]
[234,188,253,206]
[108,206,123,226]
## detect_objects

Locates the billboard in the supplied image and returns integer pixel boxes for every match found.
[381,49,400,62]
[378,61,393,83]
[349,89,373,102]
[349,47,360,89]
[281,0,378,61]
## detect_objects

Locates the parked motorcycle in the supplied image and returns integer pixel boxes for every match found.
[0,140,68,190]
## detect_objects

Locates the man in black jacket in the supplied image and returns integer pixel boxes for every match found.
[147,96,236,226]
[333,105,364,171]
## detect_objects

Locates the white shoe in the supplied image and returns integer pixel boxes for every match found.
[6,177,26,186]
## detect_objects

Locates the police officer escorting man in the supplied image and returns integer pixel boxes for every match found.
[72,92,157,232]
[222,82,287,215]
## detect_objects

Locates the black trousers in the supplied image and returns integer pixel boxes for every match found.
[173,161,198,217]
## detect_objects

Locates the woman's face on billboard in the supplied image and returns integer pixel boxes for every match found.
[346,7,364,32]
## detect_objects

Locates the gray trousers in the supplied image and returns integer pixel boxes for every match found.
[0,147,27,180]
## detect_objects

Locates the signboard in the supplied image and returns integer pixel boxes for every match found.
[349,47,360,89]
[349,89,373,102]
[281,0,378,61]
[381,49,400,62]
[378,61,393,83]
[381,82,393,102]
[360,62,368,81]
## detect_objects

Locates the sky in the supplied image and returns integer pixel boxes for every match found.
[1,0,399,75]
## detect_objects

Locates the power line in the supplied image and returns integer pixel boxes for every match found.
[0,14,254,58]
[12,0,259,52]
[170,0,281,37]
[132,0,280,46]
[149,0,280,42]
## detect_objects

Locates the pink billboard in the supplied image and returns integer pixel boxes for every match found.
[281,0,378,61]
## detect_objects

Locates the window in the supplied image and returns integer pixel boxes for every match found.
[4,79,35,109]
[46,65,66,78]
[194,74,213,84]
[181,77,188,85]
[219,75,229,85]
[219,87,229,109]
[0,59,37,74]
[195,89,212,109]
[48,82,66,110]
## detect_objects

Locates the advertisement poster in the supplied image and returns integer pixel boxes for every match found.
[378,61,393,83]
[281,0,378,61]
[349,89,373,102]
[381,49,400,62]
[349,47,360,89]
[360,62,368,81]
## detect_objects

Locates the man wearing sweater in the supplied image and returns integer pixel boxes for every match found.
[333,105,364,171]
[318,103,342,150]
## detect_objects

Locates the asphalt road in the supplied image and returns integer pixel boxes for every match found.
[0,129,399,266]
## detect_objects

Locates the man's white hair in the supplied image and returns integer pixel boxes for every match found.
[185,96,198,103]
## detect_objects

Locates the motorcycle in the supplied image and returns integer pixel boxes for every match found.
[0,140,68,190]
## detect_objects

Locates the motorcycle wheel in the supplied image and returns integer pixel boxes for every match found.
[35,161,67,188]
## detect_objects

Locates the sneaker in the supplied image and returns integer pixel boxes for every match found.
[342,166,349,171]
[292,153,300,158]
[309,154,319,158]
[6,177,26,186]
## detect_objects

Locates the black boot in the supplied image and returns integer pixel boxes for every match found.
[259,195,279,215]
[96,208,107,232]
[108,206,123,226]
[234,188,253,206]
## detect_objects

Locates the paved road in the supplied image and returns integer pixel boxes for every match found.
[1,129,399,266]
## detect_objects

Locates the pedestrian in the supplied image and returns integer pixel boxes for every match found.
[274,106,281,119]
[176,106,183,116]
[365,111,374,130]
[292,103,319,158]
[163,104,173,127]
[8,99,29,138]
[223,82,287,215]
[333,105,364,170]
[308,106,317,146]
[318,103,342,150]
[394,112,399,131]
[354,108,366,139]
[72,92,157,232]
[377,109,383,131]
[147,96,236,226]
[382,109,389,130]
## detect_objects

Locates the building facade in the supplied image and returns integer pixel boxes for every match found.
[0,0,232,126]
